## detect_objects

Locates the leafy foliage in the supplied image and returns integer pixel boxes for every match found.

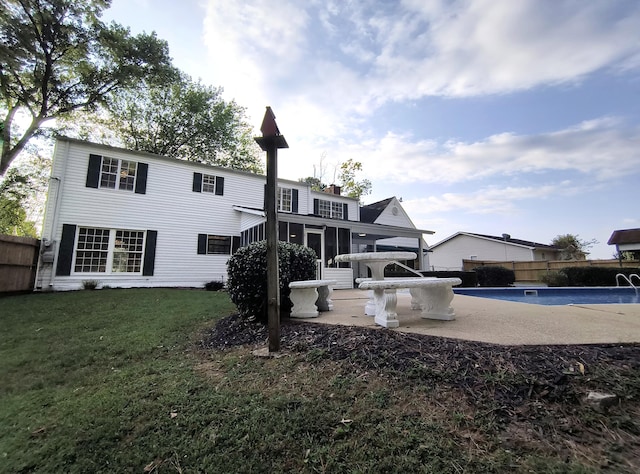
[64,73,263,172]
[551,234,597,260]
[473,266,516,287]
[226,241,317,323]
[338,158,372,200]
[539,270,569,287]
[299,156,372,200]
[204,280,225,291]
[0,0,176,175]
[560,267,639,287]
[0,168,37,236]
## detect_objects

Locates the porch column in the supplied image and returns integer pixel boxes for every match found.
[418,236,424,271]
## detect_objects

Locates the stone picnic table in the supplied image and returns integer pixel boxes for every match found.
[334,251,461,327]
[334,251,417,281]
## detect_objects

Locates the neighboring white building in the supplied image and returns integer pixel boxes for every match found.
[36,138,430,291]
[428,232,561,271]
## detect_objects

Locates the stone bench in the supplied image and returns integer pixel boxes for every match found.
[358,277,462,328]
[289,279,338,318]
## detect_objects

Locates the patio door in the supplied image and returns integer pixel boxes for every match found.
[305,229,324,278]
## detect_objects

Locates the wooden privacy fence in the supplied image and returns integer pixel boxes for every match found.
[463,259,640,283]
[0,234,40,294]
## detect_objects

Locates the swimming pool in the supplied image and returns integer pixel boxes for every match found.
[453,287,640,305]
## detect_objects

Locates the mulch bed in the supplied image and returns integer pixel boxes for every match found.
[201,314,640,408]
[200,313,640,469]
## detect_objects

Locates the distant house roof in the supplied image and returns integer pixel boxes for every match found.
[431,232,560,251]
[607,228,640,245]
[360,197,394,223]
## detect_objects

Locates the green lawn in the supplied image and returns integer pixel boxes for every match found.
[0,289,627,473]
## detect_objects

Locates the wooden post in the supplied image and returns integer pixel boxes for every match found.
[255,107,288,353]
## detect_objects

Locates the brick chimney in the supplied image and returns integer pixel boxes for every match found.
[325,184,341,195]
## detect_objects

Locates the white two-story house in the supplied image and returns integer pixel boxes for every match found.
[35,137,432,291]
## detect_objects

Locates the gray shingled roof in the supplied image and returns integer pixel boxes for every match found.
[360,197,394,223]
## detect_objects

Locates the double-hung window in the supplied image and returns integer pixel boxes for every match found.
[277,187,293,212]
[193,172,224,195]
[73,227,145,274]
[100,157,137,190]
[317,199,344,219]
[86,154,148,194]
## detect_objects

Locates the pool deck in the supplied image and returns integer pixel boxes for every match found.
[305,289,640,346]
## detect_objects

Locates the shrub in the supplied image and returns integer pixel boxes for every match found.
[560,267,639,287]
[82,280,99,290]
[540,271,569,287]
[226,240,317,323]
[473,266,515,287]
[204,280,225,291]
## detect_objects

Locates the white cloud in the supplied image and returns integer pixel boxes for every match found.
[200,0,640,161]
[340,117,640,185]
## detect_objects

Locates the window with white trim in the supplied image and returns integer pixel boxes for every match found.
[277,187,293,212]
[318,199,343,219]
[202,174,217,193]
[73,227,145,273]
[207,235,232,254]
[100,157,137,191]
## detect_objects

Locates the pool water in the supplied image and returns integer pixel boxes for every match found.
[453,287,640,305]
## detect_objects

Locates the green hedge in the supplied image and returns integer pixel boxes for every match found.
[226,240,317,323]
[559,267,639,287]
[473,266,515,287]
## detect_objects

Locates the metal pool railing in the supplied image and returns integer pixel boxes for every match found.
[616,273,639,295]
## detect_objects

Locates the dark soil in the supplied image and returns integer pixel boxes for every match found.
[200,314,640,471]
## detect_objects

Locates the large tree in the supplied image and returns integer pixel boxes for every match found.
[551,234,597,260]
[0,0,176,175]
[0,168,37,236]
[300,157,372,201]
[66,74,263,173]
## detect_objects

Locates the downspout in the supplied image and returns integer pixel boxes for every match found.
[43,140,70,289]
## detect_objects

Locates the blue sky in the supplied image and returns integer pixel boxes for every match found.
[104,0,640,259]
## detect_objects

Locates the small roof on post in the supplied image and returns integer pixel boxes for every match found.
[255,106,289,150]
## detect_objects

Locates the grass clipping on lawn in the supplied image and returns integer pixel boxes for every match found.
[200,313,640,472]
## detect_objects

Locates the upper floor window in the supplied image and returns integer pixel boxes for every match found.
[193,172,224,195]
[318,199,343,219]
[278,187,293,212]
[86,154,148,194]
[100,157,137,190]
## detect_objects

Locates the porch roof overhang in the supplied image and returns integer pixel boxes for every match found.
[279,213,433,241]
[233,205,265,217]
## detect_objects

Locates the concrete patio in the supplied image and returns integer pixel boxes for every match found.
[305,289,640,346]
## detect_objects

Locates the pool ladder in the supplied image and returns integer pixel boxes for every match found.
[616,273,640,295]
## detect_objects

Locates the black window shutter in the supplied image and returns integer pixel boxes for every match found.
[232,236,240,254]
[135,163,148,194]
[292,189,299,213]
[197,234,207,254]
[193,173,202,193]
[142,230,157,276]
[56,224,77,276]
[343,203,349,220]
[215,176,224,196]
[313,198,319,215]
[86,154,102,188]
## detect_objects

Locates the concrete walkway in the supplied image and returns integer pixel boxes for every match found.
[307,289,640,346]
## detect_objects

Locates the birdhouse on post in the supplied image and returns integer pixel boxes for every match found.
[255,107,288,353]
